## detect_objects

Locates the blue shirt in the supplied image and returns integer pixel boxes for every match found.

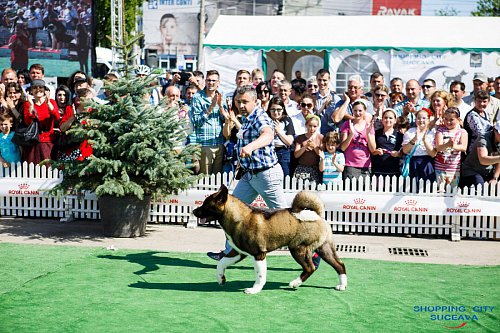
[236,107,277,170]
[190,89,226,146]
[0,132,21,164]
[393,98,430,126]
[315,91,341,134]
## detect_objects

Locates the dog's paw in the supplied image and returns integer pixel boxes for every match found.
[335,284,347,291]
[217,274,226,285]
[289,277,303,289]
[243,287,262,294]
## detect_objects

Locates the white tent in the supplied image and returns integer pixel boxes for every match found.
[202,15,500,93]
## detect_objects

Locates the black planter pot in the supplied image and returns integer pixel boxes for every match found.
[98,195,151,237]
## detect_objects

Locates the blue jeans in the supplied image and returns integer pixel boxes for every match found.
[275,147,291,177]
[223,163,288,254]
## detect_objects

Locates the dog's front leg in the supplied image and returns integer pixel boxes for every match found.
[216,254,241,285]
[244,257,267,294]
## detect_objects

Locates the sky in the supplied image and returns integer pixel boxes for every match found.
[421,0,479,16]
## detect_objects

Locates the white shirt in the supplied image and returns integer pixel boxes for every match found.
[456,99,472,119]
[402,127,436,157]
[285,99,300,117]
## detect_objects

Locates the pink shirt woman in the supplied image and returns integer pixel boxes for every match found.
[340,99,376,179]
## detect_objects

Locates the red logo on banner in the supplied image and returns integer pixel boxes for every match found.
[8,183,40,195]
[373,0,421,15]
[343,198,377,211]
[446,201,481,214]
[393,198,428,212]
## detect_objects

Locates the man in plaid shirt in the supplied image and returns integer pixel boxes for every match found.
[206,85,288,261]
[190,70,226,174]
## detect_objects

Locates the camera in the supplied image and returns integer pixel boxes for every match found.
[174,71,192,86]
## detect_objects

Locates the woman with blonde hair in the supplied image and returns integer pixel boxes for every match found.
[294,114,323,183]
[429,90,455,129]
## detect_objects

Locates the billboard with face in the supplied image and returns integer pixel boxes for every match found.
[142,0,200,56]
[0,0,94,78]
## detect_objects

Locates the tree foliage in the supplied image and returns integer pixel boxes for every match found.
[471,0,500,16]
[435,6,459,16]
[95,0,144,48]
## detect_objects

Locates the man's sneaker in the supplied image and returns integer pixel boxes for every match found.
[312,252,321,269]
[207,251,225,261]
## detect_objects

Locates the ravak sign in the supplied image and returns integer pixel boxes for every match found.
[373,0,421,15]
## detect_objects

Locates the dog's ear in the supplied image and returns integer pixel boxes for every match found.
[213,184,228,204]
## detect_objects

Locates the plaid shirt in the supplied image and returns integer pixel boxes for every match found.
[236,107,277,170]
[190,89,226,146]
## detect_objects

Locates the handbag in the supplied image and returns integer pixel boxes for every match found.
[401,141,419,178]
[12,118,40,147]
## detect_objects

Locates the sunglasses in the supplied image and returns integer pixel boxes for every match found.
[269,108,283,113]
[301,102,314,108]
[375,93,387,98]
[307,84,318,88]
[422,85,434,89]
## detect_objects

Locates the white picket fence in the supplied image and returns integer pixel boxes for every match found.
[1,162,499,240]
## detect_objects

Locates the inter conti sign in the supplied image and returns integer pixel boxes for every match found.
[372,0,421,15]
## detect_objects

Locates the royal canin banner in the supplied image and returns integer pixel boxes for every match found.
[2,178,61,196]
[373,0,421,15]
[1,179,498,217]
[166,190,499,218]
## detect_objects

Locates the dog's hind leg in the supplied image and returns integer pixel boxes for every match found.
[288,247,315,289]
[316,242,347,291]
[216,253,242,286]
[244,254,267,294]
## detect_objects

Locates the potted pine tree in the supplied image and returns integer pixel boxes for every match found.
[51,35,199,237]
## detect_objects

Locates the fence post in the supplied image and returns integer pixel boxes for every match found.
[60,195,75,223]
[451,215,461,241]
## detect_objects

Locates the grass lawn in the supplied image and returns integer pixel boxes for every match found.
[0,243,498,333]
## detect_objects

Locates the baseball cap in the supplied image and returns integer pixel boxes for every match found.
[472,73,488,83]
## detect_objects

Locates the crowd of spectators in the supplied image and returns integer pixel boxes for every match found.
[2,1,92,72]
[1,62,499,192]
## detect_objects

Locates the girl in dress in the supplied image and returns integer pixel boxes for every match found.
[401,109,437,184]
[434,107,468,191]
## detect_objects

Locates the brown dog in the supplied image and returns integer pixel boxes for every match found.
[192,185,347,294]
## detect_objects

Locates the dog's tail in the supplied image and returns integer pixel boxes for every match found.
[291,191,324,221]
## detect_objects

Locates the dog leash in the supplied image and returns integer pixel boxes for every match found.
[228,159,241,191]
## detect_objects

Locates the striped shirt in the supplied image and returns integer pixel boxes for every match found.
[190,89,226,146]
[322,151,344,184]
[236,107,277,170]
[435,127,467,173]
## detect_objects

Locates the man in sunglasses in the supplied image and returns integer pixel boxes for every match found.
[314,68,341,134]
[421,78,436,104]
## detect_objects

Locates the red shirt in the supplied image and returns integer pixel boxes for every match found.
[9,34,29,64]
[23,100,60,143]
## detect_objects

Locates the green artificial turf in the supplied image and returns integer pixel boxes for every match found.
[0,243,498,333]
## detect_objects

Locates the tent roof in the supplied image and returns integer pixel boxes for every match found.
[203,15,500,53]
